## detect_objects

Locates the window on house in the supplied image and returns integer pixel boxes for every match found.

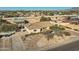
[56,17,57,19]
[43,27,45,29]
[34,30,37,32]
[40,29,42,31]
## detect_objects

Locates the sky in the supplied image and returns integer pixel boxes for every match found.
[0,7,72,11]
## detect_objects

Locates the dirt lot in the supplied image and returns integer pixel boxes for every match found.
[0,30,79,51]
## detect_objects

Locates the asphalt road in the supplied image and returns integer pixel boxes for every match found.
[48,40,79,51]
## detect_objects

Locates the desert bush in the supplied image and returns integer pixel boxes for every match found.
[40,17,51,21]
[63,32,71,36]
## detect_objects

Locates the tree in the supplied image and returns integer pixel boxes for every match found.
[49,12,54,16]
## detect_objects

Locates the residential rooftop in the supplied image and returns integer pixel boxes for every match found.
[27,21,53,30]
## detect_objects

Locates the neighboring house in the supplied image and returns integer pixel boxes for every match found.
[70,16,79,20]
[63,16,79,24]
[2,17,28,25]
[23,21,53,34]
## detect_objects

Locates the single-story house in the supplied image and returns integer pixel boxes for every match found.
[62,16,79,24]
[24,21,53,34]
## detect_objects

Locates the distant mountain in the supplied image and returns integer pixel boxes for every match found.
[71,7,79,10]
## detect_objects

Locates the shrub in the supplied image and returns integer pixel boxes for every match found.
[50,24,65,30]
[40,17,51,21]
[74,29,79,31]
[64,32,71,36]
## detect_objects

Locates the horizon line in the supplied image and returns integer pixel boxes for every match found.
[0,7,72,11]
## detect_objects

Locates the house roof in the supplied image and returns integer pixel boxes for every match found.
[27,21,53,30]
